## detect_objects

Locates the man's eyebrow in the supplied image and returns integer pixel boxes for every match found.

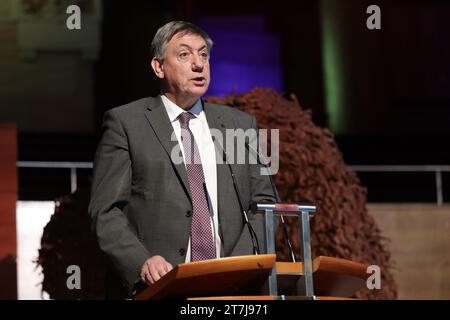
[177,43,208,51]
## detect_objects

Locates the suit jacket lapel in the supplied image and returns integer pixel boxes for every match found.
[144,97,191,201]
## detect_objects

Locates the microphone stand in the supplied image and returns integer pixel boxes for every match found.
[245,139,297,263]
[217,128,260,255]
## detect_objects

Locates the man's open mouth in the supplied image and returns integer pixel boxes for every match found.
[192,77,206,85]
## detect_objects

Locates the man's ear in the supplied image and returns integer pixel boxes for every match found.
[151,57,164,79]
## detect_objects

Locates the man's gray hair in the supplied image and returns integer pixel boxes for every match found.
[151,21,213,61]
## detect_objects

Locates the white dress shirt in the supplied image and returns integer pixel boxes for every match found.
[160,95,221,262]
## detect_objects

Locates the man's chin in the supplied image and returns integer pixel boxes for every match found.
[188,86,209,97]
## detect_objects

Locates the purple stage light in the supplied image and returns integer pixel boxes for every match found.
[198,16,283,97]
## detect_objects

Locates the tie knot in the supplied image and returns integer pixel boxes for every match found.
[178,112,195,127]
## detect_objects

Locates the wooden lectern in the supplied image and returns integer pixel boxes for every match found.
[134,254,276,300]
[134,203,369,300]
[133,254,368,300]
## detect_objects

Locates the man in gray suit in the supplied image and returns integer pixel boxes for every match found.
[88,21,277,298]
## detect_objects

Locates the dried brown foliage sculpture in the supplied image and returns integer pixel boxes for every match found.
[38,188,106,299]
[206,88,397,299]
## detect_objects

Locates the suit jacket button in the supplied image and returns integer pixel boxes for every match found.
[179,248,186,256]
[185,210,192,217]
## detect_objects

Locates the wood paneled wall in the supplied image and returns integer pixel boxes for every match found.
[0,123,17,299]
[369,203,450,299]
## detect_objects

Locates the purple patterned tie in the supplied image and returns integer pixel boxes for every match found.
[178,112,216,261]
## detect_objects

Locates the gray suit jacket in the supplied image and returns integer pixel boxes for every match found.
[88,96,276,296]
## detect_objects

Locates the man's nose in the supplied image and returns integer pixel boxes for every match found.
[191,54,204,71]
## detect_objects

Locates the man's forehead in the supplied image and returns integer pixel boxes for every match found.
[170,32,207,48]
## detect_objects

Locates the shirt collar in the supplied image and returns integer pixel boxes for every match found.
[161,95,204,123]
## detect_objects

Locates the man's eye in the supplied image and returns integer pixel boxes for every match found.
[179,52,189,58]
[200,52,209,59]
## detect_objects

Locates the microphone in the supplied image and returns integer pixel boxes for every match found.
[218,123,260,255]
[243,135,297,263]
